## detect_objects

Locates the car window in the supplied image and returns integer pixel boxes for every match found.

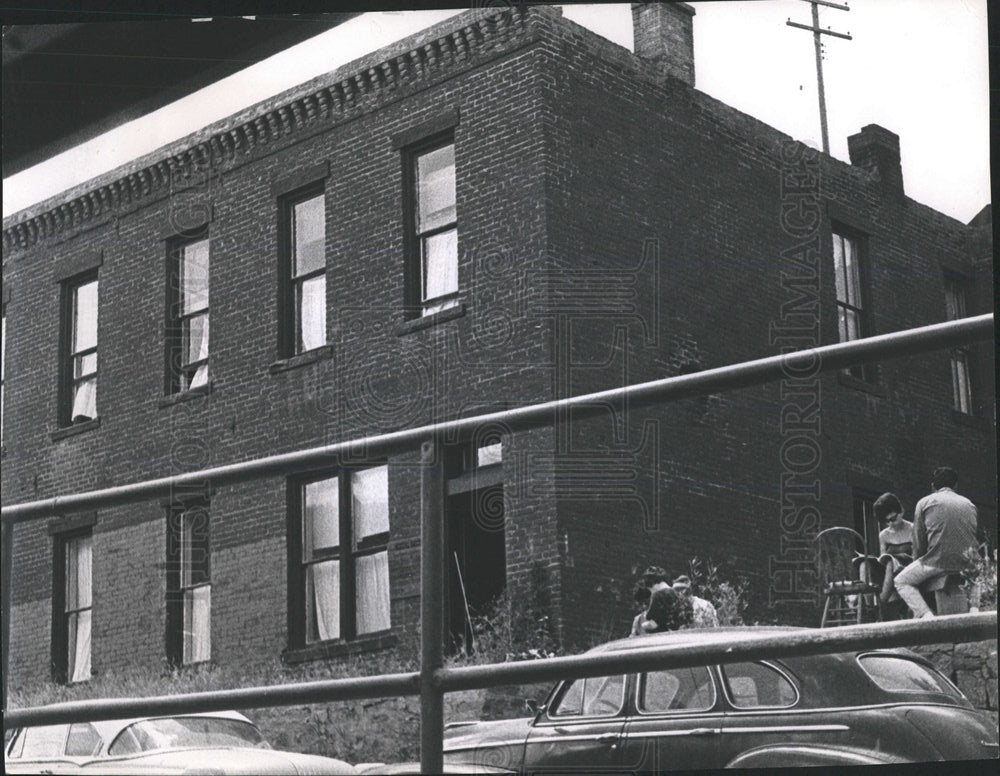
[550,674,625,718]
[638,666,715,713]
[65,723,103,756]
[14,724,70,759]
[108,717,266,754]
[859,655,963,697]
[721,662,797,709]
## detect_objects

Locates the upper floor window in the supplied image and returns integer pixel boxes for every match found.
[61,275,98,425]
[167,235,210,393]
[831,229,870,381]
[944,274,972,414]
[53,531,92,683]
[281,188,326,355]
[290,465,391,647]
[407,139,457,317]
[166,501,211,665]
[1,305,6,442]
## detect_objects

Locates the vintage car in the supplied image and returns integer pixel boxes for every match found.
[443,627,999,771]
[4,710,357,774]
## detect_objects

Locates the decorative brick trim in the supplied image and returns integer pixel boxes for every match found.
[271,162,330,197]
[47,511,98,536]
[391,106,460,149]
[52,249,103,283]
[2,6,536,253]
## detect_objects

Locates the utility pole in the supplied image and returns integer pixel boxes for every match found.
[787,0,852,154]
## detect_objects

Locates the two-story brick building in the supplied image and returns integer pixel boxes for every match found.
[2,4,994,689]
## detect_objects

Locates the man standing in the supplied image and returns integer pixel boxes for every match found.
[893,467,978,619]
[672,575,719,628]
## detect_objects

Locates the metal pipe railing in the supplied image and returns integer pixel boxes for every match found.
[2,314,995,768]
[6,612,995,729]
[1,314,992,525]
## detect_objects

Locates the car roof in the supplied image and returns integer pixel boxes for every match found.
[39,710,256,742]
[591,626,811,654]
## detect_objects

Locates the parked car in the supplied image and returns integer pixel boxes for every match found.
[443,627,999,771]
[4,710,357,774]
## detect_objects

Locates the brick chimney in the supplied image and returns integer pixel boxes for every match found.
[847,124,904,202]
[631,3,696,87]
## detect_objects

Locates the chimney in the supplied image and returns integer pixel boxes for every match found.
[631,3,696,87]
[847,124,904,202]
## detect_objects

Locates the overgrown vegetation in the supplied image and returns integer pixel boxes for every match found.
[961,545,998,611]
[683,556,751,626]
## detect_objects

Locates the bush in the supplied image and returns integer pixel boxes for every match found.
[684,556,750,626]
[961,545,997,611]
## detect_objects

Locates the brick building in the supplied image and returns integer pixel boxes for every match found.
[2,4,995,688]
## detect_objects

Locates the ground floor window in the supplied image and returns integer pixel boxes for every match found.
[289,465,391,646]
[166,501,211,665]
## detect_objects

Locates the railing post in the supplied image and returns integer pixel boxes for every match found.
[419,438,445,773]
[2,521,13,708]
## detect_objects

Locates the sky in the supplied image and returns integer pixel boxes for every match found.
[2,1,991,223]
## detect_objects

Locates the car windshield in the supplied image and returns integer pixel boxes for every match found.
[108,717,267,755]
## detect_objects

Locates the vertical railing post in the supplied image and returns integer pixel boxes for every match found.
[2,521,14,708]
[419,438,445,773]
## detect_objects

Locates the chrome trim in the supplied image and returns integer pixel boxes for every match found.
[443,740,524,754]
[720,724,851,734]
[715,699,974,717]
[626,727,722,739]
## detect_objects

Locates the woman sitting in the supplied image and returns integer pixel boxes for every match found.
[873,492,914,605]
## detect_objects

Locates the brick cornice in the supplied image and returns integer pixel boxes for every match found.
[3,5,547,254]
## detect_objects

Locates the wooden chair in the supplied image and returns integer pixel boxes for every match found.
[815,527,883,627]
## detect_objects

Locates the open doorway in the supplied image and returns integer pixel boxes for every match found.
[445,436,506,653]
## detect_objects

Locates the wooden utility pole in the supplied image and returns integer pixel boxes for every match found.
[787,0,852,154]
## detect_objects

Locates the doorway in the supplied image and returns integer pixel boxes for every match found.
[445,438,506,652]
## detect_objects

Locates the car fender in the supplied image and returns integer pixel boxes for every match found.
[725,742,907,769]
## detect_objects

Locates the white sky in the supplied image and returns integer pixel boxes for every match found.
[2,1,990,222]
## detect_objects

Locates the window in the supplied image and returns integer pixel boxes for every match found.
[858,654,962,697]
[720,662,798,708]
[944,274,972,414]
[166,502,211,665]
[407,138,458,316]
[280,188,326,355]
[167,235,210,393]
[1,305,6,442]
[290,465,391,646]
[550,674,625,718]
[61,275,98,424]
[638,666,715,713]
[53,532,92,683]
[831,229,868,380]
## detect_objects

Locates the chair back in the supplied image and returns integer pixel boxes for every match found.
[815,526,866,588]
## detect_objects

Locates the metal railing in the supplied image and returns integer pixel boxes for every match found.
[2,313,995,773]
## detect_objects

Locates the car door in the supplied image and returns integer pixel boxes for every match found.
[523,672,628,771]
[717,660,847,767]
[619,663,725,772]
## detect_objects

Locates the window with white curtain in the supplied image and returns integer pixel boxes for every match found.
[409,139,458,317]
[283,189,326,355]
[831,228,870,381]
[64,275,98,424]
[167,502,211,665]
[944,274,973,414]
[297,465,391,645]
[169,235,210,393]
[64,533,92,683]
